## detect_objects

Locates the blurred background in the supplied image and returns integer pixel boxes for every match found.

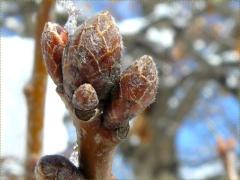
[1,0,240,179]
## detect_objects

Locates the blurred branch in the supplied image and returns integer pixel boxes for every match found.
[216,137,239,180]
[24,0,55,177]
[168,79,205,134]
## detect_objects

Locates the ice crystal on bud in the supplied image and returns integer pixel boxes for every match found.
[58,0,81,35]
[69,143,79,167]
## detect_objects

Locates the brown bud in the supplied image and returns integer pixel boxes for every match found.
[35,155,84,180]
[104,55,158,129]
[72,83,99,111]
[41,22,68,85]
[62,11,123,101]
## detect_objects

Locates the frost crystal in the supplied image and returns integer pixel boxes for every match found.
[58,0,81,35]
[69,143,79,167]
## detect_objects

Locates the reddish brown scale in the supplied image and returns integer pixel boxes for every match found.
[62,11,123,102]
[104,55,158,129]
[72,83,99,111]
[41,23,68,85]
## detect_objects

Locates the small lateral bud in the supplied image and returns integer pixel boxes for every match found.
[72,83,99,111]
[35,155,83,179]
[104,55,158,129]
[41,22,68,85]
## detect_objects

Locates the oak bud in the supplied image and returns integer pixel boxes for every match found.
[41,23,68,85]
[62,11,123,102]
[104,55,158,129]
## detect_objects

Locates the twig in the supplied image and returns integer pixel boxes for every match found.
[35,11,158,180]
[216,137,239,180]
[24,0,55,177]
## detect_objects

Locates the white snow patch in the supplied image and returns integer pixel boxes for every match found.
[179,159,225,179]
[118,17,147,35]
[42,78,68,155]
[205,54,222,66]
[222,50,240,63]
[146,27,175,48]
[1,36,68,161]
[152,3,176,19]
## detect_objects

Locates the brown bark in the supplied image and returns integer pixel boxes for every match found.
[24,0,55,177]
[76,118,118,179]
